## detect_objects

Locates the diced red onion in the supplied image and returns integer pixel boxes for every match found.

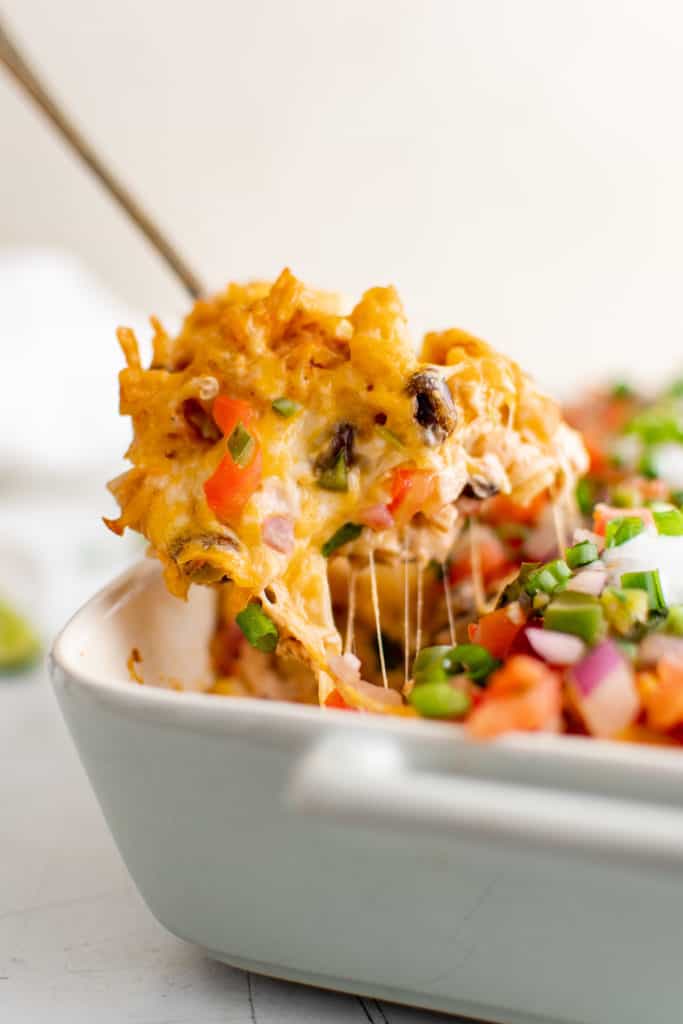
[569,639,639,737]
[639,633,683,667]
[526,627,586,665]
[262,515,295,554]
[358,504,394,531]
[565,566,607,596]
[572,640,623,697]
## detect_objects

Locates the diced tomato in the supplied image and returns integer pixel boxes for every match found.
[592,503,655,536]
[448,528,511,585]
[466,655,561,739]
[204,446,263,522]
[324,689,358,711]
[387,467,437,524]
[468,603,527,659]
[212,395,255,437]
[479,492,547,527]
[641,658,683,732]
[204,395,262,523]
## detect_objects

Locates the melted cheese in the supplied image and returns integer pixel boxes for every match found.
[108,269,587,701]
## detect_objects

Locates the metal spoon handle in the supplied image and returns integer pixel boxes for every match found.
[0,16,204,300]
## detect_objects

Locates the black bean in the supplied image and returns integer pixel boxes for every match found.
[407,371,457,443]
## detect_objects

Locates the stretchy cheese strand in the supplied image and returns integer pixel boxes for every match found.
[403,533,411,685]
[368,547,388,688]
[442,562,456,645]
[415,546,424,658]
[344,565,357,655]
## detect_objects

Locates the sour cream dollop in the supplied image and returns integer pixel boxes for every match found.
[601,528,683,606]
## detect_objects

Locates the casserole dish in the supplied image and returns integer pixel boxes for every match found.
[51,560,683,1024]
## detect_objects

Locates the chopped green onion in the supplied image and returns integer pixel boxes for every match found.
[544,591,607,645]
[605,516,645,548]
[601,587,649,636]
[408,681,471,719]
[321,522,363,558]
[444,643,500,685]
[235,602,279,652]
[498,562,540,606]
[663,605,683,636]
[533,592,551,612]
[671,490,683,509]
[413,645,452,685]
[317,451,348,491]
[0,600,40,673]
[565,540,599,569]
[626,408,683,445]
[272,396,302,418]
[576,479,595,517]
[653,507,683,536]
[621,569,667,612]
[227,422,255,465]
[526,559,571,596]
[375,424,405,450]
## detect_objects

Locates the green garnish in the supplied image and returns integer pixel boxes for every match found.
[376,424,405,450]
[576,479,595,517]
[272,396,302,418]
[0,600,40,673]
[235,602,279,652]
[227,422,255,465]
[610,381,634,400]
[668,379,683,398]
[408,681,471,719]
[317,451,349,491]
[626,408,683,445]
[605,516,645,548]
[663,605,683,636]
[544,591,607,645]
[321,522,363,558]
[565,540,599,569]
[601,587,649,636]
[653,507,683,536]
[445,643,500,685]
[621,569,667,612]
[672,490,683,509]
[526,559,571,596]
[413,645,452,686]
[498,562,540,606]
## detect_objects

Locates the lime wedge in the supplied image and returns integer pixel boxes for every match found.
[0,600,40,673]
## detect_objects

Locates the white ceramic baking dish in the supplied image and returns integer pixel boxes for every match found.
[51,560,683,1024]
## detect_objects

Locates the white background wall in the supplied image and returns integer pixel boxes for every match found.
[2,0,683,392]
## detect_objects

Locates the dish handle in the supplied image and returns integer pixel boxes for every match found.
[287,733,683,872]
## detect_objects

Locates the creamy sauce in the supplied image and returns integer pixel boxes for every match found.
[602,528,683,605]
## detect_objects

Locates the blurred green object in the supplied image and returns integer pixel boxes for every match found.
[0,599,41,673]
